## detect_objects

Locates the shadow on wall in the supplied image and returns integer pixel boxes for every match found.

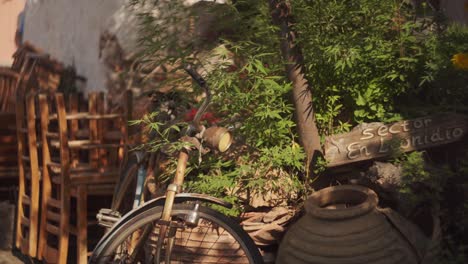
[440,0,468,25]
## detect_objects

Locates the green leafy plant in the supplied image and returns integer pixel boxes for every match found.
[415,24,468,113]
[130,0,309,215]
[129,2,468,256]
[394,149,468,263]
[291,0,433,134]
[396,151,445,204]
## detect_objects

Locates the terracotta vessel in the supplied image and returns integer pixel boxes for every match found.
[276,185,434,264]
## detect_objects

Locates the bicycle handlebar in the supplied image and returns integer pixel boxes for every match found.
[183,65,211,132]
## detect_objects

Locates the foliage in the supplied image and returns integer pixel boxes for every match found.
[291,0,468,134]
[131,0,309,215]
[394,149,468,263]
[130,2,468,255]
[291,0,422,134]
[288,9,468,260]
[129,112,187,153]
[439,150,468,263]
[438,237,468,264]
[198,0,310,212]
[414,25,468,114]
[395,151,446,206]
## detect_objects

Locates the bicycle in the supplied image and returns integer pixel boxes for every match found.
[89,65,264,264]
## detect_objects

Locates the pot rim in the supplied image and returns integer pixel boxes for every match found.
[305,185,378,220]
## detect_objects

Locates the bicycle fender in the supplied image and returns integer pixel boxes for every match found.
[116,193,232,229]
[169,193,233,208]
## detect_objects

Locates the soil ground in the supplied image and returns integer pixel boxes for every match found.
[0,249,28,264]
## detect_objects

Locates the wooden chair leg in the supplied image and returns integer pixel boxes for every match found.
[37,195,48,260]
[15,178,25,250]
[38,94,51,260]
[58,193,70,264]
[26,94,40,258]
[15,99,25,250]
[77,186,88,264]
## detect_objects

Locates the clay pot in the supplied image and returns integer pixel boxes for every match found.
[276,185,433,264]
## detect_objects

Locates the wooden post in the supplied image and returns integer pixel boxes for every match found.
[96,92,106,167]
[69,94,80,167]
[89,93,99,168]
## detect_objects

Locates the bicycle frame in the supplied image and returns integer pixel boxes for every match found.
[95,64,234,263]
[151,64,229,263]
[154,147,189,263]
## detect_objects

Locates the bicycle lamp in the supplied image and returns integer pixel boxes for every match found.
[203,126,232,152]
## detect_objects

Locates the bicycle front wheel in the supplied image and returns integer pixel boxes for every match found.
[90,203,264,264]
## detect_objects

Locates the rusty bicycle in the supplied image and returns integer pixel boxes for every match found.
[89,65,263,264]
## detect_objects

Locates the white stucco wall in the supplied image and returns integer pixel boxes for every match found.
[0,0,25,66]
[21,0,227,92]
[23,0,125,91]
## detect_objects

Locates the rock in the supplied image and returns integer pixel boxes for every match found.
[351,161,404,209]
[365,161,403,191]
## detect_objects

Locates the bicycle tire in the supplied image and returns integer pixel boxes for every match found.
[90,204,264,264]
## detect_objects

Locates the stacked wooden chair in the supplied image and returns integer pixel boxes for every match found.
[11,42,131,263]
[0,67,19,195]
[14,48,64,258]
[38,91,130,264]
[0,67,20,112]
[14,92,42,257]
[11,41,42,72]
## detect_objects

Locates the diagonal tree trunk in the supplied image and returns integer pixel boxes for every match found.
[269,0,323,173]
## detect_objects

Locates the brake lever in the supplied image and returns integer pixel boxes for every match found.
[184,64,206,87]
[183,65,211,132]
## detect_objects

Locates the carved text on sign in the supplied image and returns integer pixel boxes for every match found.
[324,114,468,167]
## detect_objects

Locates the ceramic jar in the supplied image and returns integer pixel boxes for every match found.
[276,185,432,264]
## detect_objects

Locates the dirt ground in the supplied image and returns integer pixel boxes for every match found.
[0,249,27,264]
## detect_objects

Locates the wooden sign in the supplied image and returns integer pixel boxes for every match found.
[324,113,468,167]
